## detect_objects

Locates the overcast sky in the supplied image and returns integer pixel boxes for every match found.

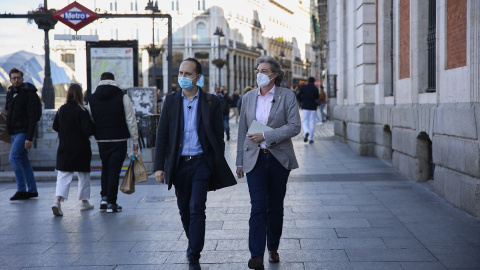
[0,0,64,56]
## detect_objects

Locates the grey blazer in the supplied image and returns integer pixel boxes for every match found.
[236,86,301,173]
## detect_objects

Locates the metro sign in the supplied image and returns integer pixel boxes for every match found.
[53,2,99,32]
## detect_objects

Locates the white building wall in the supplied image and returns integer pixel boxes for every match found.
[346,1,356,105]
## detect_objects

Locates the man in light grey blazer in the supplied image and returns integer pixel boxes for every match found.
[236,56,301,270]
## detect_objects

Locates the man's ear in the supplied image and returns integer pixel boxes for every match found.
[194,74,201,84]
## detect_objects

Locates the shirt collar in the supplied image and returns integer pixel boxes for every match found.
[181,89,199,100]
[257,85,276,97]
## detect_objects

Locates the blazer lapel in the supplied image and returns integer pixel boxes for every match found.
[267,88,282,126]
[251,88,259,121]
[174,91,184,132]
[197,88,207,127]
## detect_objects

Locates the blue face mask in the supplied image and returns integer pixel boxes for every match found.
[178,75,198,90]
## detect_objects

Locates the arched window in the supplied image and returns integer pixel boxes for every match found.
[196,22,207,43]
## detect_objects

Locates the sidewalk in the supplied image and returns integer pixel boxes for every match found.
[0,121,479,269]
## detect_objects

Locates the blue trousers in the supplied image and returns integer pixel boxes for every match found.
[222,115,230,136]
[9,133,37,193]
[246,152,290,258]
[174,156,212,260]
[319,103,327,121]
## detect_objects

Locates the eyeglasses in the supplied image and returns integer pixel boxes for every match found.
[10,76,22,81]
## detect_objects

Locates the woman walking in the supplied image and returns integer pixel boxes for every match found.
[236,56,301,269]
[51,83,95,216]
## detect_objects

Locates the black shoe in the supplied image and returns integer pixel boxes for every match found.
[100,196,108,211]
[27,192,38,198]
[10,191,29,201]
[106,204,122,213]
[304,133,309,142]
[227,135,230,141]
[309,140,314,144]
[248,257,264,270]
[188,257,201,270]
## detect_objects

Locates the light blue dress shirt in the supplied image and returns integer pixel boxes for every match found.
[181,91,203,156]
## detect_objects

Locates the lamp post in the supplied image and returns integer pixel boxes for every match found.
[213,27,224,87]
[145,0,160,89]
[32,0,57,109]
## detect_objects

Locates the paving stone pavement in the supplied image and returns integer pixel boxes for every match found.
[0,121,480,269]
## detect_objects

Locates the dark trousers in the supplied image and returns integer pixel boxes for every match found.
[98,141,127,204]
[174,156,212,260]
[246,152,290,258]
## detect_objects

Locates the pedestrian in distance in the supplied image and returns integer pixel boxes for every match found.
[154,58,236,270]
[236,56,301,270]
[4,68,41,201]
[237,86,253,113]
[88,72,139,213]
[319,85,328,121]
[297,77,320,144]
[51,83,95,216]
[231,88,240,123]
[215,86,232,141]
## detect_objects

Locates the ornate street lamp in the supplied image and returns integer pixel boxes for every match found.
[145,0,160,88]
[213,27,225,87]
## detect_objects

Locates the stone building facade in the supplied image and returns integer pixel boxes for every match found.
[50,0,317,94]
[327,0,480,217]
[0,1,322,171]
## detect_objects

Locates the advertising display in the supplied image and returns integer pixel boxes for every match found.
[86,40,138,94]
[90,47,134,91]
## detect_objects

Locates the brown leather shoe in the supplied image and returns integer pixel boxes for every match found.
[248,257,264,270]
[269,251,280,263]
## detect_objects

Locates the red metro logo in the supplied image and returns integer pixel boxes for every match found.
[53,1,99,32]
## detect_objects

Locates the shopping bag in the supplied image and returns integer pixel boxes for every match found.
[120,155,135,194]
[133,151,148,183]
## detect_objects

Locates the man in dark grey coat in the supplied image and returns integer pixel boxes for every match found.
[154,58,236,270]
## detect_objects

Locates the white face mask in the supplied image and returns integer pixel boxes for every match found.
[256,72,274,88]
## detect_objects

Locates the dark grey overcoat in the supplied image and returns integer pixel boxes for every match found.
[153,88,236,191]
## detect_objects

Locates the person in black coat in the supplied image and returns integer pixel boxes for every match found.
[51,83,95,216]
[296,77,320,143]
[4,68,41,200]
[154,58,236,270]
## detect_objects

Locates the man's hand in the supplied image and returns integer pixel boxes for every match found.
[25,140,32,150]
[236,167,244,179]
[247,133,265,143]
[133,143,139,152]
[155,170,165,183]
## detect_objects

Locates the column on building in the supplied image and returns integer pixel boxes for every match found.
[471,0,480,102]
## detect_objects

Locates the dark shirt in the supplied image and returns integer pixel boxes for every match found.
[231,93,240,108]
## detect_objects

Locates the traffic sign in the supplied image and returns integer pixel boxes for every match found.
[53,2,99,32]
[54,34,99,42]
